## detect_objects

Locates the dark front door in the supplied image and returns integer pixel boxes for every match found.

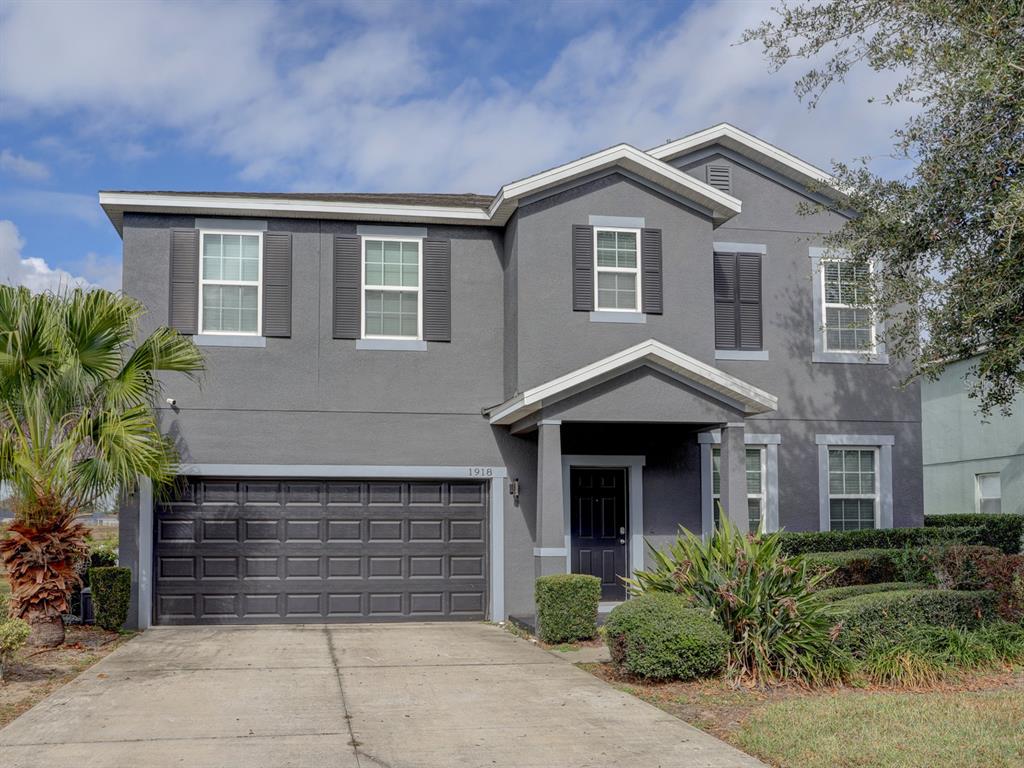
[570,467,628,601]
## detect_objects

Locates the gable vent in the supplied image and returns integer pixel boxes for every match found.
[706,164,732,194]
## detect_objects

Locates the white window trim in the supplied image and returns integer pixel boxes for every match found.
[809,247,888,364]
[198,229,263,336]
[360,234,424,341]
[593,226,642,313]
[815,434,895,530]
[975,472,1002,514]
[711,445,767,534]
[698,432,781,536]
[826,446,881,531]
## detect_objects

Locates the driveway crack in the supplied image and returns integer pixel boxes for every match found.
[324,626,363,768]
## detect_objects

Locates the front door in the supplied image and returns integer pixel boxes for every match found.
[570,467,628,601]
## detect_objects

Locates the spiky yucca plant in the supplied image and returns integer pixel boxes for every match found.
[626,517,850,687]
[0,286,202,645]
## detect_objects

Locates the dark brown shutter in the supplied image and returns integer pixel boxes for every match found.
[262,232,291,338]
[706,164,732,194]
[737,253,762,349]
[333,235,361,339]
[169,229,199,334]
[422,239,451,342]
[641,228,663,314]
[713,252,737,349]
[572,224,594,311]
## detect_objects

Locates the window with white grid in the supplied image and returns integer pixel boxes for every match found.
[828,447,878,530]
[822,260,875,353]
[362,238,421,339]
[199,231,262,335]
[594,228,641,311]
[712,446,765,533]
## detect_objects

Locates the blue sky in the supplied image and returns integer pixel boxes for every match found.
[0,0,911,292]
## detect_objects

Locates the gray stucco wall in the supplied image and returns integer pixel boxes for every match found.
[922,357,1024,515]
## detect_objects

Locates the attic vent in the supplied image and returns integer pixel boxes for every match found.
[706,164,732,194]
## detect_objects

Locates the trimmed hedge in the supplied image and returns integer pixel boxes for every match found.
[89,567,131,632]
[604,593,728,680]
[925,514,1024,555]
[832,588,997,651]
[816,582,929,603]
[535,573,601,644]
[803,549,902,587]
[778,525,982,556]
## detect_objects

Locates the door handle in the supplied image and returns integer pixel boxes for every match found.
[619,538,626,544]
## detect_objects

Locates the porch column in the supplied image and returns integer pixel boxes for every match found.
[719,422,748,531]
[535,419,566,578]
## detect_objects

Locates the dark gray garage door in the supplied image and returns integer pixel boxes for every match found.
[154,478,488,624]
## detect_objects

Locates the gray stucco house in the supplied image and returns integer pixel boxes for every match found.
[106,123,923,628]
[922,356,1023,517]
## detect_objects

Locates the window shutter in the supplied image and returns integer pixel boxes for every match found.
[332,235,361,339]
[713,252,737,349]
[422,239,451,342]
[169,229,199,335]
[262,232,292,338]
[737,253,762,349]
[640,228,663,314]
[572,224,594,311]
[706,164,732,194]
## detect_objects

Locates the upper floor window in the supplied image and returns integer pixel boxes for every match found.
[828,447,878,530]
[595,228,640,312]
[712,446,766,533]
[200,231,262,335]
[822,260,875,353]
[975,472,1002,514]
[362,238,422,340]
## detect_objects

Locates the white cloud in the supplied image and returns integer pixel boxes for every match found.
[0,1,914,194]
[0,148,50,181]
[0,219,121,292]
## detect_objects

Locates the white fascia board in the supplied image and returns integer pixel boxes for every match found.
[487,339,777,425]
[489,144,741,224]
[648,123,842,198]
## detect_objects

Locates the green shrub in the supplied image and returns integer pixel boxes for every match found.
[916,545,1003,590]
[803,548,902,587]
[628,520,850,686]
[925,514,1024,554]
[833,588,997,652]
[777,526,982,556]
[89,540,118,568]
[604,593,728,680]
[89,567,131,632]
[971,621,1024,664]
[0,617,30,681]
[977,553,1024,621]
[817,582,929,602]
[535,573,601,644]
[0,589,10,619]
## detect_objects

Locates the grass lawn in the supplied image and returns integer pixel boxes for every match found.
[584,663,1024,768]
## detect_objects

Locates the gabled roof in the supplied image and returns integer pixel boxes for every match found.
[99,142,741,234]
[648,123,844,201]
[486,339,778,426]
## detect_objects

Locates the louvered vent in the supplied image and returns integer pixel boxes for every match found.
[706,164,732,194]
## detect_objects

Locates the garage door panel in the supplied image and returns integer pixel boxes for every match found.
[155,478,488,624]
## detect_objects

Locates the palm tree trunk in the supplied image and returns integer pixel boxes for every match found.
[27,614,65,648]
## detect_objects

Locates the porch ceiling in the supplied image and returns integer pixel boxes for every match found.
[486,339,778,426]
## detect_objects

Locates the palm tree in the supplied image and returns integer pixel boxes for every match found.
[0,286,203,646]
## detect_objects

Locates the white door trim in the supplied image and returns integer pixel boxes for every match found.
[561,455,646,579]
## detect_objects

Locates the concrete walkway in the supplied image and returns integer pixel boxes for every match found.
[0,623,765,768]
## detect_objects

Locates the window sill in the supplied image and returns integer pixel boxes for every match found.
[715,349,769,361]
[589,311,646,324]
[194,334,266,348]
[812,351,889,365]
[356,339,427,351]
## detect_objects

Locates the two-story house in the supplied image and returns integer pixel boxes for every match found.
[106,124,923,628]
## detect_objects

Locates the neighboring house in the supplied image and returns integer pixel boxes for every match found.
[922,356,1023,516]
[105,123,923,628]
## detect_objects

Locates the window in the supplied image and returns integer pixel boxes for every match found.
[200,231,261,334]
[712,446,765,533]
[828,448,878,530]
[362,238,421,339]
[822,260,875,353]
[595,228,641,311]
[976,473,1002,515]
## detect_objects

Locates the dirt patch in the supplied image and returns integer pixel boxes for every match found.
[1,624,133,729]
[582,662,1024,744]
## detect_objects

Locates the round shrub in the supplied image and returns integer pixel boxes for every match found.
[604,593,728,681]
[89,567,131,632]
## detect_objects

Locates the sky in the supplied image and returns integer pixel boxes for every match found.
[0,0,913,294]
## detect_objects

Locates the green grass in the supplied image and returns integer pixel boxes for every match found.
[735,690,1024,768]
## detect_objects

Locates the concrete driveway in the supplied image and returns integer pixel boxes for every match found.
[0,623,764,768]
